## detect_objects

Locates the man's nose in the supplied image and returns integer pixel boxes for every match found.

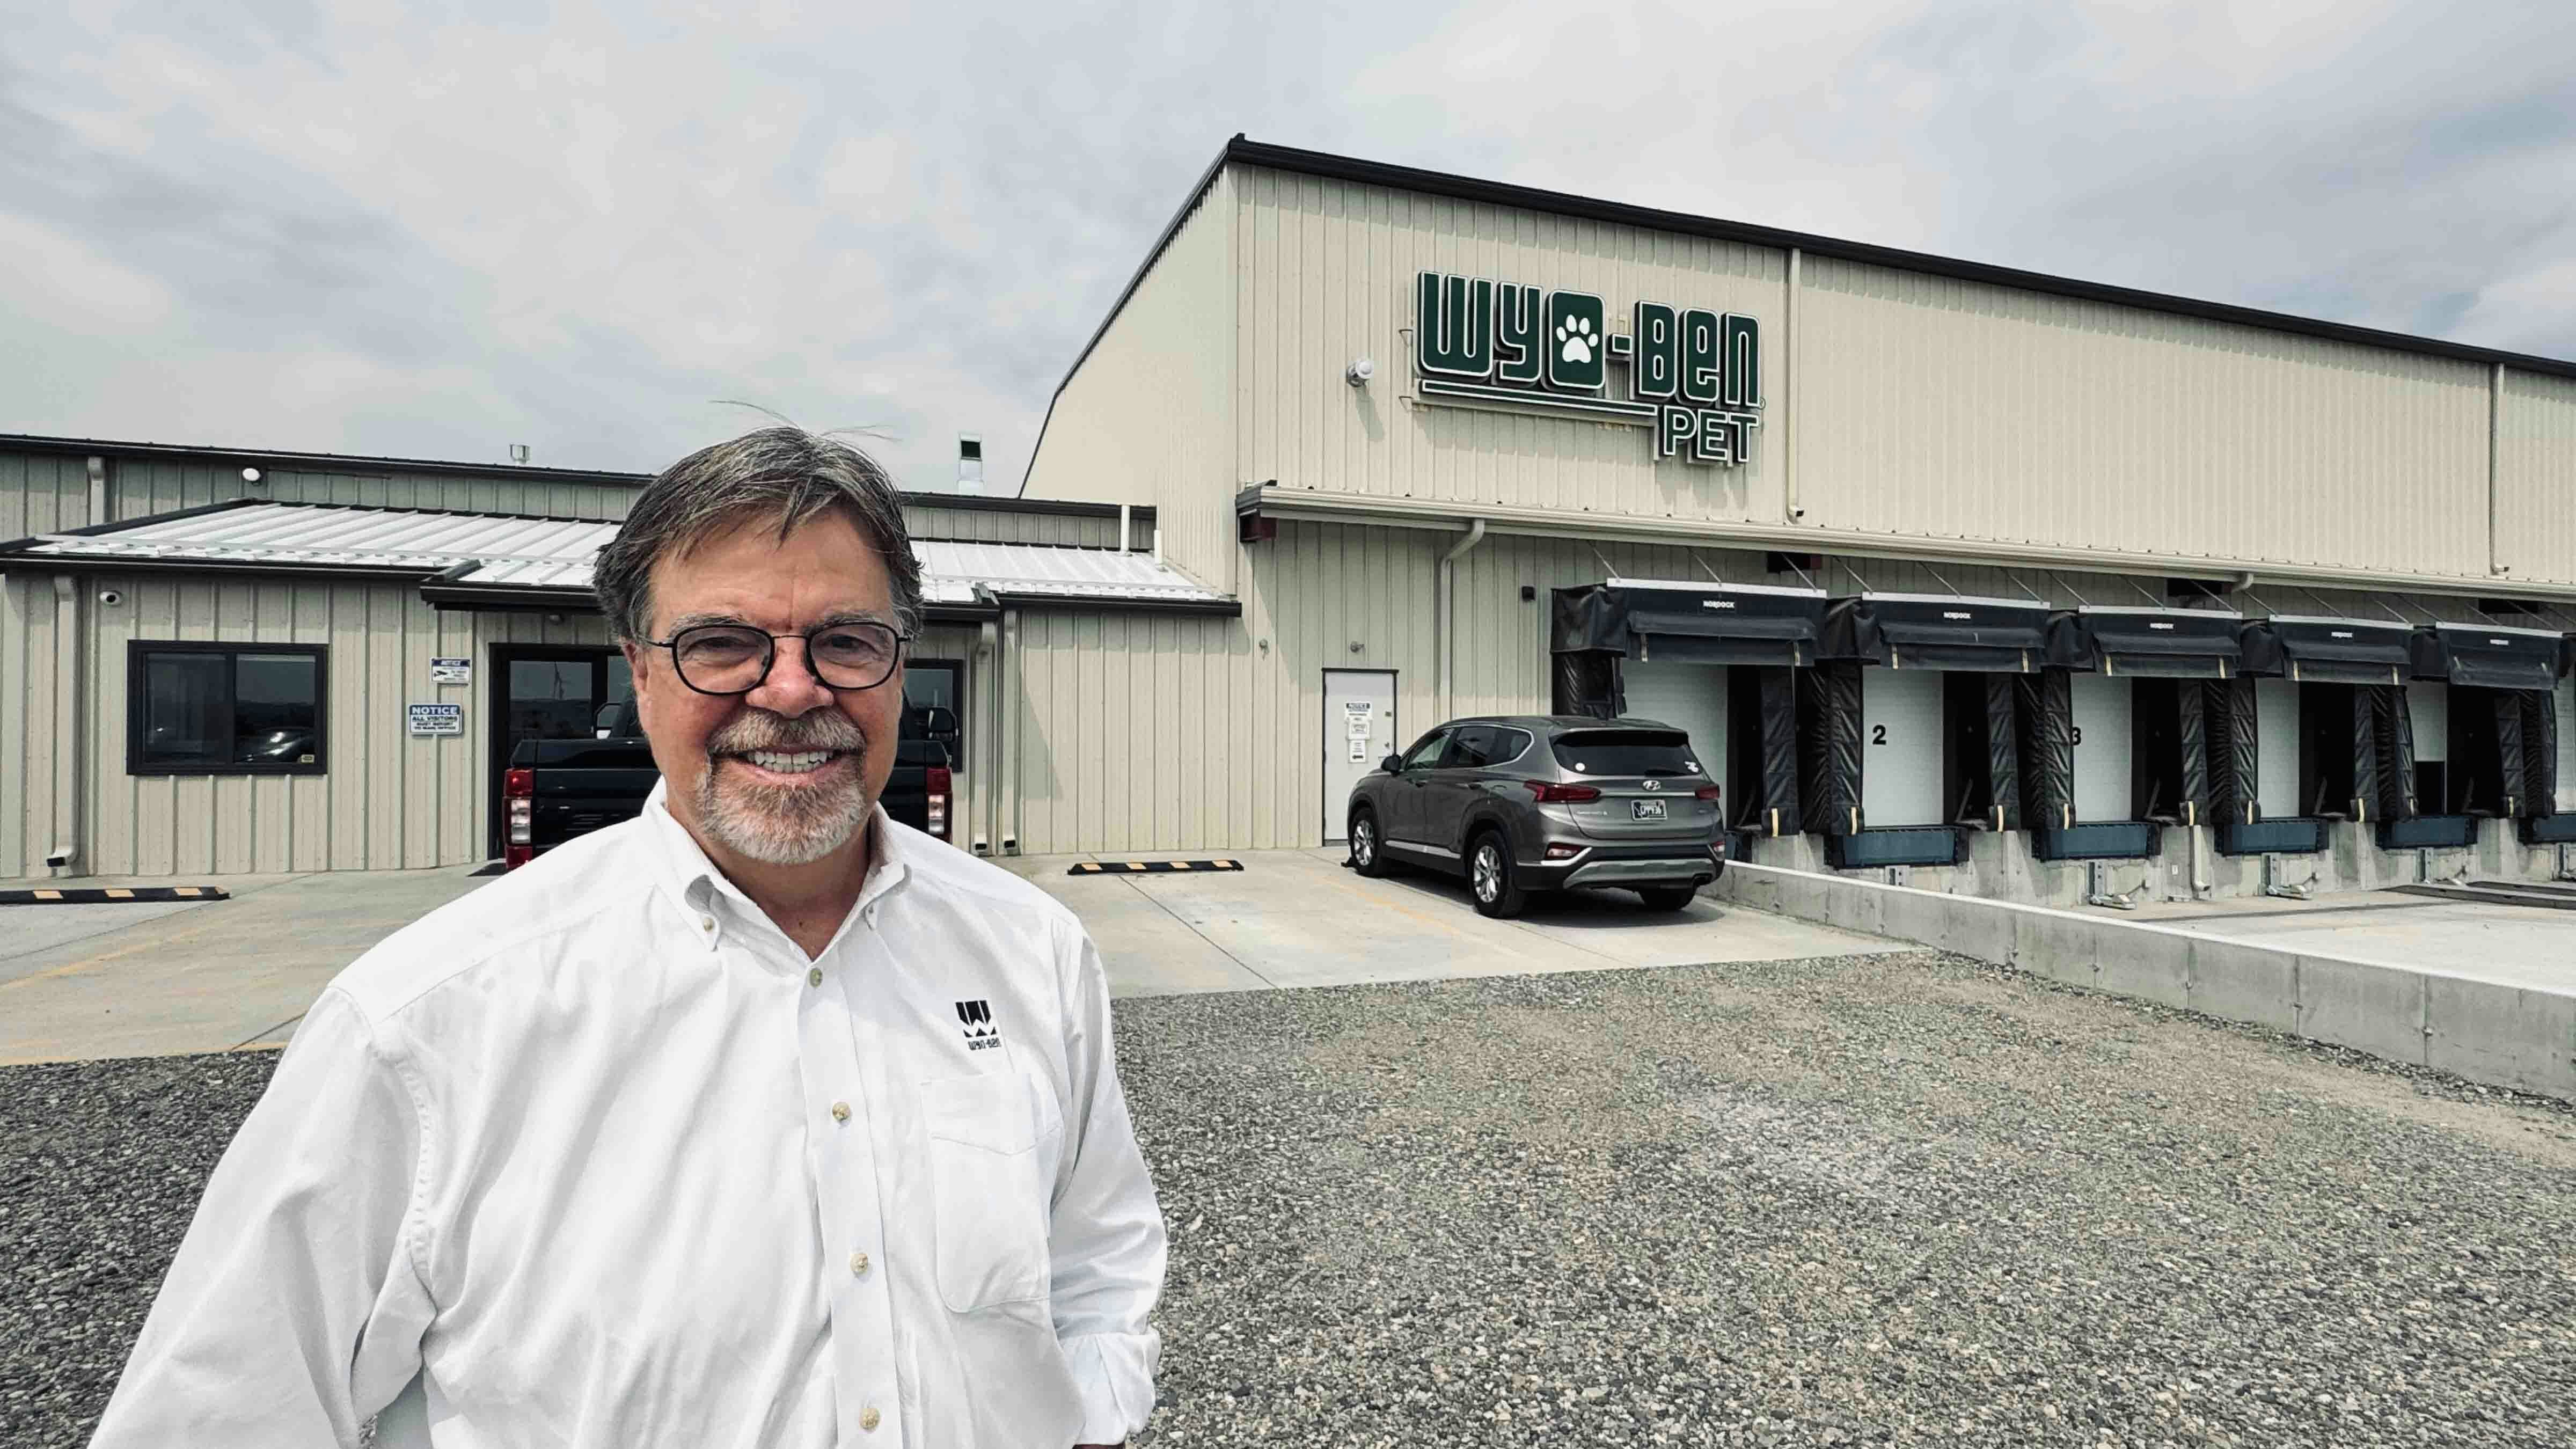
[744,638,836,716]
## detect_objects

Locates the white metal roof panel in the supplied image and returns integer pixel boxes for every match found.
[24,502,1230,608]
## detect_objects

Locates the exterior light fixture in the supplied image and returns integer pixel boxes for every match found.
[1345,356,1375,387]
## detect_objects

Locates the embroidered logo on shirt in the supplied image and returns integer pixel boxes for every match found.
[957,999,1001,1051]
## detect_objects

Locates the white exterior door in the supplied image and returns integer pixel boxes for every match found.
[2255,678,2301,818]
[1321,670,1399,843]
[1621,658,1728,779]
[1862,668,1945,828]
[2069,674,2133,822]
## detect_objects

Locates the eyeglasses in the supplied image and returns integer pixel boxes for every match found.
[645,621,910,696]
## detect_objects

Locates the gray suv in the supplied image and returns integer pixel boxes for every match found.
[1345,715,1726,918]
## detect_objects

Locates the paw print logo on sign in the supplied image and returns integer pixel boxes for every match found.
[1555,314,1597,365]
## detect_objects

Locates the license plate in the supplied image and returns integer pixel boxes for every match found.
[1631,799,1667,821]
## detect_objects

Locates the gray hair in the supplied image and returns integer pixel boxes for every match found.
[593,426,923,643]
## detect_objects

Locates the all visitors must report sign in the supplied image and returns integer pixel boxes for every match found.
[1412,271,1761,467]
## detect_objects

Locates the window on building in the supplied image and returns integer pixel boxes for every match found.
[129,642,326,774]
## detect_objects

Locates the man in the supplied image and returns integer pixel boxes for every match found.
[89,427,1167,1448]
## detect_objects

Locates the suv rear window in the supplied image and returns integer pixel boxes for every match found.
[1551,729,1700,777]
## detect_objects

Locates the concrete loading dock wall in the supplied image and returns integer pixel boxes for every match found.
[1714,860,2576,1104]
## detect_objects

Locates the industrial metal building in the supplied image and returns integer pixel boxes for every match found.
[10,135,2576,904]
[1017,137,2576,904]
[0,437,1229,878]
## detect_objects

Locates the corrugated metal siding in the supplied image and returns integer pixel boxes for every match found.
[75,579,614,876]
[1,451,97,537]
[1233,164,1787,525]
[903,504,1126,548]
[914,624,989,853]
[2497,370,2576,586]
[1001,522,1776,854]
[1022,170,1239,588]
[1,573,65,877]
[106,459,638,522]
[1796,254,2491,577]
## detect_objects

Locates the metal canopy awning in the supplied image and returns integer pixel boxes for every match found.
[2407,622,2567,691]
[1822,592,2052,672]
[2238,615,2414,685]
[1551,577,1827,667]
[2058,605,2244,678]
[2,500,1239,617]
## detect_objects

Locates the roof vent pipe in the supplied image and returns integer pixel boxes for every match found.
[956,435,985,495]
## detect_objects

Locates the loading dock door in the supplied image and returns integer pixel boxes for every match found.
[2255,678,2301,818]
[1862,668,1945,828]
[1622,658,1728,780]
[2069,674,2133,822]
[1321,670,1398,844]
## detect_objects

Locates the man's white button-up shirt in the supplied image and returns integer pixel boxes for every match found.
[89,786,1167,1448]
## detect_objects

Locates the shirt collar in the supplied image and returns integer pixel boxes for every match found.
[640,778,913,955]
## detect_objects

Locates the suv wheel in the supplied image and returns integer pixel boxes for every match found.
[1468,832,1526,919]
[1637,885,1699,912]
[1349,808,1388,877]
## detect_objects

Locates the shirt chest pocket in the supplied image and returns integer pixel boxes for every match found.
[919,1069,1063,1314]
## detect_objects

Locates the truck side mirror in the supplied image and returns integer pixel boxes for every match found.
[1380,753,1404,774]
[919,706,960,741]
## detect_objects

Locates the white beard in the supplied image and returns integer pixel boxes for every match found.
[694,758,873,865]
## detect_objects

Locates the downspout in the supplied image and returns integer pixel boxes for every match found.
[1118,504,1131,555]
[1783,249,1802,521]
[1438,518,1488,721]
[2489,363,2505,575]
[976,618,1001,854]
[49,574,86,875]
[999,608,1022,854]
[84,455,108,525]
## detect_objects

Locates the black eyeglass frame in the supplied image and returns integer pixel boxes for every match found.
[643,621,914,697]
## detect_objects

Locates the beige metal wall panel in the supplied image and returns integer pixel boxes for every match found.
[82,581,615,876]
[1795,255,2491,577]
[902,504,1126,548]
[2,573,62,877]
[914,623,987,853]
[1232,165,1788,528]
[1,451,99,536]
[1022,172,1239,586]
[2496,371,2576,586]
[106,460,638,522]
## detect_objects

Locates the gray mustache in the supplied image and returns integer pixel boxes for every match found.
[707,711,869,757]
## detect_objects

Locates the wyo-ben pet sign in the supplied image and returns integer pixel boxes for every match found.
[1411,271,1761,467]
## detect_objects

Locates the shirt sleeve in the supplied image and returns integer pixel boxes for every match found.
[1045,918,1168,1446]
[88,987,436,1448]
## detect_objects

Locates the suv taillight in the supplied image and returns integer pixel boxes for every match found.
[1525,781,1601,803]
[925,765,952,840]
[504,767,535,849]
[1694,786,1722,801]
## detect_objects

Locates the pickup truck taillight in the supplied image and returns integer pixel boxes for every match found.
[925,765,952,841]
[504,767,536,865]
[1524,781,1601,803]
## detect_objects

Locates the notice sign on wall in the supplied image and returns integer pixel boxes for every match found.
[431,656,472,685]
[1344,700,1373,762]
[407,703,464,737]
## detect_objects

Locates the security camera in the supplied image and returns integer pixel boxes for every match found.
[97,589,122,606]
[1345,356,1376,387]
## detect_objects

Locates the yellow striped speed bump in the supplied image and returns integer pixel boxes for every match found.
[1067,860,1245,875]
[0,885,232,906]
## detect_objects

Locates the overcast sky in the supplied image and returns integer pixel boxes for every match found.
[4,1,2571,492]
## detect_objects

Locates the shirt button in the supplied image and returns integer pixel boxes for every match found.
[699,914,714,932]
[808,967,823,987]
[830,1101,851,1123]
[849,1249,870,1276]
[859,1406,881,1432]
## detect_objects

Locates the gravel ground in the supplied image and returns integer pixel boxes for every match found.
[8,949,2575,1447]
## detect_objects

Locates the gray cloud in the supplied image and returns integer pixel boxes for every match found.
[2,0,2570,494]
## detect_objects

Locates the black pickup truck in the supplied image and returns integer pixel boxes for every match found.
[502,701,960,868]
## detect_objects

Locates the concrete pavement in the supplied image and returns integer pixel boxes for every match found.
[0,851,1896,1064]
